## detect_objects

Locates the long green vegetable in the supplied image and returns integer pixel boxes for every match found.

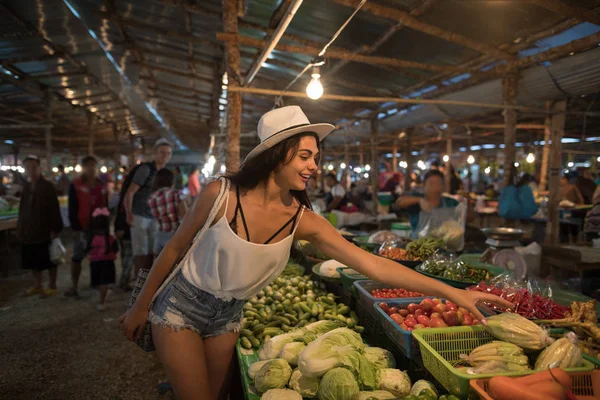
[405,237,443,260]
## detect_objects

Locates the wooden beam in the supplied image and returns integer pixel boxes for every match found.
[525,0,600,26]
[545,100,566,245]
[445,133,452,191]
[539,101,552,192]
[217,33,465,73]
[141,77,213,96]
[88,112,95,156]
[227,86,547,113]
[501,74,520,189]
[223,0,242,172]
[45,91,53,174]
[466,123,545,130]
[331,0,514,61]
[392,139,397,173]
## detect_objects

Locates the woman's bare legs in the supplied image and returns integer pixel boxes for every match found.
[203,332,240,400]
[152,324,213,400]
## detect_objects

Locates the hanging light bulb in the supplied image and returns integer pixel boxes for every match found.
[100,166,108,173]
[443,154,449,163]
[306,66,323,100]
[467,155,475,164]
[74,164,82,173]
[484,166,491,174]
[526,152,535,163]
[364,164,371,171]
[340,162,346,169]
[567,161,574,168]
[514,162,520,167]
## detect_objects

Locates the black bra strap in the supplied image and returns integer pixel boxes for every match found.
[263,204,303,244]
[235,184,251,241]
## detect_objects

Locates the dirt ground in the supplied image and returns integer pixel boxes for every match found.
[0,241,176,400]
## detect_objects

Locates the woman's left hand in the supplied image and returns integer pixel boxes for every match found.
[449,289,513,324]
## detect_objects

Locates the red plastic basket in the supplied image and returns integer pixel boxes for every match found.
[469,370,600,400]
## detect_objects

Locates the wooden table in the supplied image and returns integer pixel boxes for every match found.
[542,245,600,297]
[0,216,17,232]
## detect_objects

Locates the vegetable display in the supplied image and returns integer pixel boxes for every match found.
[378,247,414,261]
[460,341,530,374]
[467,282,570,320]
[379,298,480,331]
[534,332,584,370]
[240,272,364,350]
[417,256,494,283]
[405,237,443,260]
[370,287,425,299]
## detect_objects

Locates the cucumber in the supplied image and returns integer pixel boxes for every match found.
[252,324,265,335]
[249,336,261,348]
[337,306,350,315]
[240,337,252,349]
[240,329,254,338]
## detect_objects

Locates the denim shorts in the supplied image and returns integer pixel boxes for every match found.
[149,271,245,338]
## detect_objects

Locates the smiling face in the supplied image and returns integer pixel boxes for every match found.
[273,135,319,191]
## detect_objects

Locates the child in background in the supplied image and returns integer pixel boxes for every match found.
[87,207,118,311]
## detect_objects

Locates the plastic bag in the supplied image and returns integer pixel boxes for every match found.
[49,237,66,264]
[368,230,402,245]
[415,198,466,251]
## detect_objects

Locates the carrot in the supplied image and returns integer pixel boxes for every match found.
[513,368,572,390]
[489,376,553,400]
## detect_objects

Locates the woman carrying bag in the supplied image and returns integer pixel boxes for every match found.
[120,106,510,400]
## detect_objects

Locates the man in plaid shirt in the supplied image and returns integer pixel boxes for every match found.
[147,169,188,256]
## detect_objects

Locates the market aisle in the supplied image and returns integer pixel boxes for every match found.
[0,239,175,400]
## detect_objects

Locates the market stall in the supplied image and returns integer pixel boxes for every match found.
[235,230,600,400]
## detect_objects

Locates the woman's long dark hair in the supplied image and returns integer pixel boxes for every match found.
[226,132,320,210]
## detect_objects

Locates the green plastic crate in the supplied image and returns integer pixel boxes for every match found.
[337,267,368,306]
[412,325,595,399]
[551,288,600,318]
[457,253,484,264]
[584,354,600,370]
[236,342,261,400]
[416,261,504,289]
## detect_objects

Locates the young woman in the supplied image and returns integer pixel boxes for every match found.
[120,106,510,400]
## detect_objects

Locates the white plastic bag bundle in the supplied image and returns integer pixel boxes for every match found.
[49,237,66,264]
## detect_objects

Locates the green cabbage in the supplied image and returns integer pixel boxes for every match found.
[304,320,344,335]
[339,351,378,390]
[317,368,360,400]
[258,330,305,360]
[364,347,396,369]
[279,342,306,366]
[376,368,411,397]
[357,390,396,400]
[410,380,438,397]
[289,369,320,398]
[248,360,269,380]
[254,359,292,394]
[298,327,366,378]
[260,388,302,400]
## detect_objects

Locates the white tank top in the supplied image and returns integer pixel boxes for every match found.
[181,180,305,301]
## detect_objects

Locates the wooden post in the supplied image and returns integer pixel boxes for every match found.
[404,129,413,191]
[87,112,95,156]
[502,72,519,187]
[539,101,552,192]
[392,139,398,173]
[113,124,121,182]
[359,145,364,166]
[44,90,53,175]
[445,134,453,192]
[344,144,349,168]
[545,100,566,245]
[223,0,242,172]
[370,118,379,214]
[129,135,136,167]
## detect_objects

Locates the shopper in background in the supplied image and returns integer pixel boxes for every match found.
[17,155,63,296]
[67,156,107,297]
[324,173,347,212]
[115,168,134,291]
[148,168,188,256]
[560,175,585,205]
[86,207,118,311]
[188,167,201,201]
[124,138,172,275]
[576,169,597,204]
[56,164,71,196]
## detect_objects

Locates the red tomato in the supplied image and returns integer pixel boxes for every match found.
[388,307,398,315]
[404,319,416,328]
[413,309,425,318]
[419,301,433,314]
[399,309,409,317]
[390,313,404,325]
[399,323,409,330]
[416,315,430,327]
[379,302,389,313]
[407,303,420,314]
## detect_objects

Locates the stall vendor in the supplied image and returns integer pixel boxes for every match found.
[396,170,473,232]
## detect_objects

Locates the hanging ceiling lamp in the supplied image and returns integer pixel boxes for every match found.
[306,65,323,100]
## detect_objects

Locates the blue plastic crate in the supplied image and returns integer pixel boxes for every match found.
[354,280,429,343]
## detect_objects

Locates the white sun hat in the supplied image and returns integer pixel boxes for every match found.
[244,106,335,162]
